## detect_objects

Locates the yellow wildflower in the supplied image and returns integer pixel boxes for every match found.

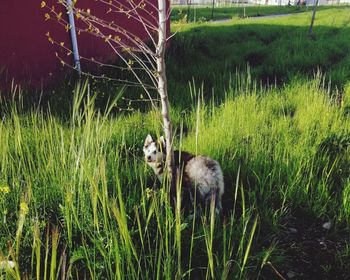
[0,186,10,194]
[20,202,29,215]
[145,188,153,199]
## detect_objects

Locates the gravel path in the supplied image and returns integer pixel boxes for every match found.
[210,12,296,23]
[253,13,297,19]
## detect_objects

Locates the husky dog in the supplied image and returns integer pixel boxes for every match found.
[143,134,224,214]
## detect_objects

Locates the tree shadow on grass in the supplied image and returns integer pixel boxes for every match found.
[167,19,350,108]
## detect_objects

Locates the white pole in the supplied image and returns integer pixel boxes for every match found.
[66,0,81,76]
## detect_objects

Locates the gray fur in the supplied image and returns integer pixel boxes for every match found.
[143,135,224,214]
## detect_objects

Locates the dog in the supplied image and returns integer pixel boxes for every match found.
[143,134,224,214]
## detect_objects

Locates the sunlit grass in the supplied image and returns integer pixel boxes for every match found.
[1,72,350,278]
[1,5,350,280]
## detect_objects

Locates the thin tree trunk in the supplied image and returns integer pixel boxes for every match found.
[309,0,319,35]
[186,0,191,22]
[157,0,176,195]
[212,0,215,20]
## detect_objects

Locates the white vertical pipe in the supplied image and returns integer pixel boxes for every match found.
[66,0,81,76]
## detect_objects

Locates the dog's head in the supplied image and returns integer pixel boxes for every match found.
[143,134,166,164]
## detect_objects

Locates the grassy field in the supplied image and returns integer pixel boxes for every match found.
[168,6,350,108]
[1,6,350,280]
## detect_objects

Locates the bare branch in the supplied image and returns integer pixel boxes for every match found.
[44,0,176,201]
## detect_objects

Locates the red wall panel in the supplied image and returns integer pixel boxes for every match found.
[0,0,168,90]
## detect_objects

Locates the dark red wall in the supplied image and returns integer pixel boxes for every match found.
[0,0,169,90]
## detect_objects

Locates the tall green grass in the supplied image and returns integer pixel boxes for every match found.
[1,72,350,278]
[2,6,350,279]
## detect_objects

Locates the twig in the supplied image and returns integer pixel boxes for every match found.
[267,262,287,280]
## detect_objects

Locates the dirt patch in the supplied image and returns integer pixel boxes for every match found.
[262,214,350,279]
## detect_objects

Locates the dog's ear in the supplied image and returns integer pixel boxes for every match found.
[144,134,153,147]
[159,136,166,149]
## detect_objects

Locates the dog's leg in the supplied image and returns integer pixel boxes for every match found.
[203,189,222,215]
[188,188,201,220]
[214,190,222,215]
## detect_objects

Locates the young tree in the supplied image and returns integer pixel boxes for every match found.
[186,0,192,22]
[43,0,176,191]
[211,0,215,20]
[309,0,319,35]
